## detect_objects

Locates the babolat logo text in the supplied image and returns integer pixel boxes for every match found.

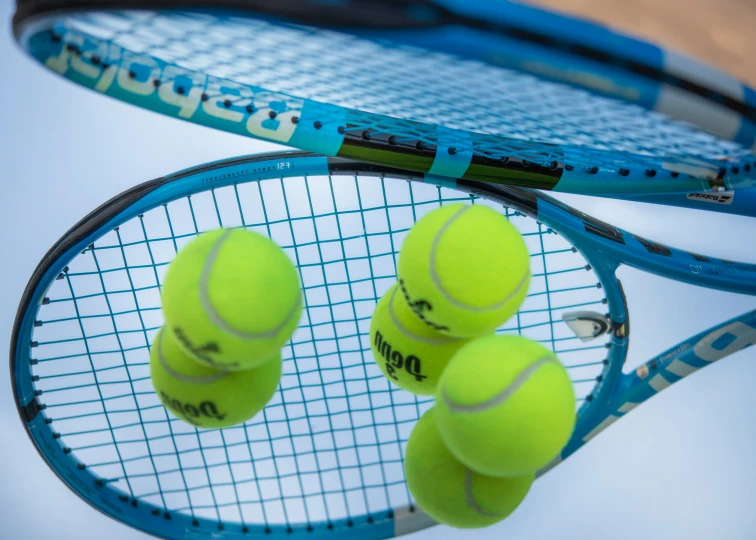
[686,192,734,205]
[41,31,306,144]
[172,327,224,366]
[398,279,450,333]
[160,392,226,423]
[373,330,427,383]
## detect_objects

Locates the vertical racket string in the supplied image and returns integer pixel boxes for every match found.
[156,200,222,525]
[248,178,301,531]
[180,192,232,524]
[304,173,371,524]
[153,199,206,524]
[293,175,342,529]
[399,178,434,514]
[335,173,395,521]
[109,223,178,509]
[68,243,147,501]
[263,179,322,527]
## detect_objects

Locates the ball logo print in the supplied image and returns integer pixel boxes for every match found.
[369,284,471,395]
[149,327,282,430]
[158,392,227,425]
[171,327,223,368]
[399,279,450,333]
[373,329,427,383]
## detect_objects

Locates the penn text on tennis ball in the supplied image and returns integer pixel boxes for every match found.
[405,408,534,529]
[435,334,575,477]
[162,228,302,371]
[370,284,471,395]
[150,327,281,429]
[397,203,530,338]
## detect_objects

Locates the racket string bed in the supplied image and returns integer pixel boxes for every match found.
[23,11,756,183]
[25,169,609,535]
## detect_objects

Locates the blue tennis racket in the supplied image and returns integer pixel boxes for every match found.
[12,152,756,539]
[12,0,756,216]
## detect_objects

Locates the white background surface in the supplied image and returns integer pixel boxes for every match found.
[1,1,756,538]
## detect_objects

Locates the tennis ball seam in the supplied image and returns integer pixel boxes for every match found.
[441,356,556,412]
[429,206,531,312]
[464,469,504,518]
[157,332,228,384]
[199,229,302,339]
[387,287,460,346]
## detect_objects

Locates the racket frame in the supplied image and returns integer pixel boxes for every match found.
[12,0,756,215]
[11,151,756,538]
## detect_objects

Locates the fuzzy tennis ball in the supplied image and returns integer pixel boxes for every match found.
[162,228,302,371]
[405,408,534,529]
[370,284,471,395]
[435,335,575,477]
[150,327,281,429]
[397,203,530,338]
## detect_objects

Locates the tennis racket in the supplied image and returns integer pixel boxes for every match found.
[11,0,756,216]
[12,151,756,539]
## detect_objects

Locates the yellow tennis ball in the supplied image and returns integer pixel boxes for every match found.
[370,284,471,395]
[150,327,281,429]
[162,228,302,371]
[405,408,534,529]
[397,203,530,338]
[435,335,575,477]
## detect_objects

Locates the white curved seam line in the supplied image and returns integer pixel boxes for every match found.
[388,287,461,346]
[158,331,227,384]
[443,357,555,413]
[199,229,302,339]
[464,469,501,518]
[429,206,530,312]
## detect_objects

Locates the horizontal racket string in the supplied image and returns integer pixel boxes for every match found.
[36,11,754,176]
[27,172,610,528]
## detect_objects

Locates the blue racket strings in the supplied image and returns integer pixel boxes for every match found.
[27,11,754,176]
[28,172,609,528]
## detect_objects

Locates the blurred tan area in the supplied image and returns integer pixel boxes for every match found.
[530,0,756,86]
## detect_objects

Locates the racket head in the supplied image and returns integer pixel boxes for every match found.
[14,151,756,538]
[12,0,756,208]
[13,152,621,538]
